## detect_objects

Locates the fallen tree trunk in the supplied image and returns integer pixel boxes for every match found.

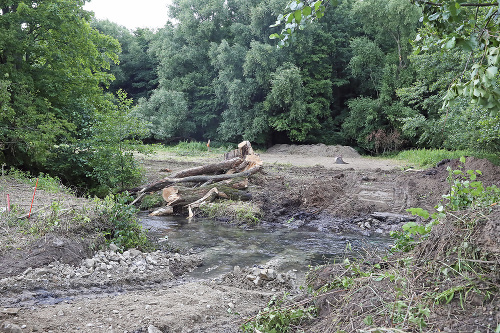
[170,157,244,178]
[149,206,174,216]
[129,157,245,195]
[162,183,251,207]
[138,165,262,194]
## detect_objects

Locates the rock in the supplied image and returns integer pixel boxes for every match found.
[146,255,158,266]
[364,221,371,229]
[122,251,131,260]
[259,269,277,280]
[233,266,241,274]
[1,308,20,315]
[129,249,142,258]
[246,274,256,282]
[34,268,53,276]
[0,321,23,333]
[253,276,262,286]
[109,243,119,252]
[334,156,348,164]
[148,325,162,333]
[84,258,95,269]
[52,238,65,247]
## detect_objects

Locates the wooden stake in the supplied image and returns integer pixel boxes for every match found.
[28,178,38,218]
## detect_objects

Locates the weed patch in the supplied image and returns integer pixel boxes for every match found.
[198,200,262,225]
[240,293,317,333]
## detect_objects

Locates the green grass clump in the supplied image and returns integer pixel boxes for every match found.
[199,200,262,225]
[96,193,154,252]
[240,293,317,333]
[7,169,73,194]
[159,140,233,157]
[139,193,164,210]
[394,149,499,168]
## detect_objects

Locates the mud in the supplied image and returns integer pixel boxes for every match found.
[1,145,499,332]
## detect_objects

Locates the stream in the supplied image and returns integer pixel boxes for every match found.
[140,213,393,280]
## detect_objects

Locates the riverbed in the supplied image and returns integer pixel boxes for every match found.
[140,213,393,280]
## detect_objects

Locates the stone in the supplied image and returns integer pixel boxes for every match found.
[246,274,256,282]
[35,268,53,276]
[253,277,262,286]
[52,238,65,247]
[84,258,95,269]
[122,251,131,259]
[233,266,241,274]
[146,255,158,266]
[109,243,119,252]
[0,321,23,333]
[148,325,162,333]
[259,269,277,280]
[129,249,142,258]
[1,308,20,315]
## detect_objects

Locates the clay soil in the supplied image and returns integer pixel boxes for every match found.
[0,144,499,332]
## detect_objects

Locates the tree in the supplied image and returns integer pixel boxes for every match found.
[0,1,151,194]
[412,0,500,114]
[133,89,192,140]
[91,20,159,102]
[0,0,120,167]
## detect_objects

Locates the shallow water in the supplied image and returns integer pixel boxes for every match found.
[140,214,393,279]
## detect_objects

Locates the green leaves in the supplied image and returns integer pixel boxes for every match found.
[414,1,500,115]
[269,0,335,47]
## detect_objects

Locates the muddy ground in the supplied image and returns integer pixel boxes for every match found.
[0,144,499,332]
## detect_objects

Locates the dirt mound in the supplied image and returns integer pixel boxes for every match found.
[266,144,361,158]
[0,235,96,279]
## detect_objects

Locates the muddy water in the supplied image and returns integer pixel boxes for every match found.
[140,214,393,279]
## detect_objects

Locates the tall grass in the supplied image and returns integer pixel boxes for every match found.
[394,149,500,168]
[6,169,73,194]
[156,140,233,157]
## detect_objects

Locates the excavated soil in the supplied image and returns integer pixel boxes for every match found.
[1,144,499,332]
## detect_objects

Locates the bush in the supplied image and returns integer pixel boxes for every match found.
[96,193,153,252]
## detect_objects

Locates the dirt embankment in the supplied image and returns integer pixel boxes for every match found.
[1,144,499,332]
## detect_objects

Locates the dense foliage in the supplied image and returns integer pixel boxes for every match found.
[1,0,498,192]
[0,0,148,194]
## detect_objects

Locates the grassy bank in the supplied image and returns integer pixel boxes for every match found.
[392,149,500,168]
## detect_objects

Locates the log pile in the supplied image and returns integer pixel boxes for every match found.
[130,141,262,217]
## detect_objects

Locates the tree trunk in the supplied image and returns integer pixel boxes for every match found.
[162,182,251,207]
[170,157,244,178]
[138,165,261,194]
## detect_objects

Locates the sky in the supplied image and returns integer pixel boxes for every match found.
[83,0,173,31]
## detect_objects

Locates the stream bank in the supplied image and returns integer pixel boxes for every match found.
[1,146,499,332]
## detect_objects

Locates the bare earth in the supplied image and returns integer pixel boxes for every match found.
[1,144,499,333]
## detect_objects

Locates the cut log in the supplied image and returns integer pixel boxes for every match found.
[149,206,174,216]
[162,183,251,207]
[170,157,244,178]
[138,165,262,194]
[224,141,255,160]
[187,187,219,218]
[233,154,263,173]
